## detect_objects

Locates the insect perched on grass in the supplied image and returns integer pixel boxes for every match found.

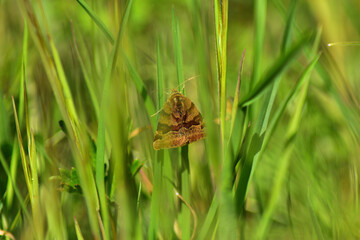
[153,89,205,150]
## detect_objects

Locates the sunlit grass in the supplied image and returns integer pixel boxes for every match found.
[0,0,359,239]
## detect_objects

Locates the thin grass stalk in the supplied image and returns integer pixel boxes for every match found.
[71,22,100,119]
[76,0,114,44]
[171,10,192,239]
[172,9,184,88]
[6,21,28,208]
[96,1,134,239]
[76,0,156,128]
[252,0,267,88]
[0,152,31,222]
[148,38,165,240]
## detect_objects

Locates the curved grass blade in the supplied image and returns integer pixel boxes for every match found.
[76,0,115,44]
[255,54,320,240]
[239,35,311,108]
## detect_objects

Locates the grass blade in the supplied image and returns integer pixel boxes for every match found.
[239,35,311,107]
[76,0,115,44]
[252,0,267,87]
[172,9,184,88]
[255,50,319,240]
[95,0,134,239]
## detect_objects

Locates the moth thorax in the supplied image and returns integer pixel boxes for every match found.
[172,96,186,119]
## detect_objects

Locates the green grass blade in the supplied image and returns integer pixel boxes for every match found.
[280,0,297,54]
[198,196,219,240]
[255,52,319,240]
[18,0,101,237]
[156,39,164,110]
[172,9,184,89]
[179,146,191,240]
[95,0,134,239]
[262,53,321,152]
[239,35,311,107]
[252,0,267,87]
[234,4,303,218]
[71,22,100,119]
[6,20,28,208]
[171,9,192,240]
[76,0,115,44]
[0,151,31,222]
[74,217,85,240]
[76,0,154,129]
[229,49,245,139]
[148,38,166,240]
[123,52,156,127]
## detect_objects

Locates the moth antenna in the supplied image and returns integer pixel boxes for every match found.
[151,108,162,117]
[175,75,200,92]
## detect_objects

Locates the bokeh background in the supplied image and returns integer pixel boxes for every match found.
[0,0,359,239]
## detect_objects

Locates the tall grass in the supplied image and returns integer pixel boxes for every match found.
[0,0,359,239]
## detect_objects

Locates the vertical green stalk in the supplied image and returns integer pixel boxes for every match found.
[172,10,191,239]
[172,9,184,88]
[214,0,237,239]
[252,0,267,87]
[6,21,28,208]
[96,0,134,239]
[179,146,191,240]
[214,0,228,144]
[148,39,165,240]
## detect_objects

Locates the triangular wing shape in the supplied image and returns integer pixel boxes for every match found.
[153,90,205,150]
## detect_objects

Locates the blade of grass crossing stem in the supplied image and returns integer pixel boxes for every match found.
[71,23,100,118]
[255,51,318,240]
[0,152,31,222]
[76,0,155,127]
[172,9,184,88]
[76,0,114,44]
[198,196,219,240]
[25,78,44,239]
[148,38,165,240]
[74,218,85,240]
[239,35,311,107]
[6,21,28,207]
[123,52,156,128]
[261,54,321,157]
[12,97,40,238]
[229,49,245,140]
[234,1,300,216]
[11,97,31,209]
[96,1,133,239]
[252,30,321,195]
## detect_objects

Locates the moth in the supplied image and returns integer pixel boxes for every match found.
[153,90,205,150]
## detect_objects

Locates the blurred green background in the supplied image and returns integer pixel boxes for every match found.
[0,0,359,239]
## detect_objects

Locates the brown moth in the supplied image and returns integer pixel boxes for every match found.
[153,90,205,150]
